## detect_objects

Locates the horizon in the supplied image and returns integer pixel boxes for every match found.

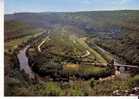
[5,0,139,14]
[5,9,139,15]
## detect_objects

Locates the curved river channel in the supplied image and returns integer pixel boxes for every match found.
[17,45,35,79]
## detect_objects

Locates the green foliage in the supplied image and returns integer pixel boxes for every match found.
[91,78,131,96]
[32,82,64,96]
[69,88,84,96]
[90,78,96,88]
[60,83,71,89]
[129,75,139,87]
[45,82,63,96]
[79,66,112,79]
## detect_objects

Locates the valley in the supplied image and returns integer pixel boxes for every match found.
[4,10,139,96]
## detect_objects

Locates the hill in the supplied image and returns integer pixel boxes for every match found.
[4,20,43,41]
[5,10,139,34]
[5,10,139,64]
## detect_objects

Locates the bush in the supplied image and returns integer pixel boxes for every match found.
[60,82,71,89]
[90,78,96,88]
[32,82,64,96]
[129,75,139,87]
[69,86,84,96]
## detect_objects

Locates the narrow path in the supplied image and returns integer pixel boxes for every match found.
[78,39,107,63]
[38,36,50,52]
[81,50,90,58]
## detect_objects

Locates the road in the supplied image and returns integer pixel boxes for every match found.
[95,45,119,64]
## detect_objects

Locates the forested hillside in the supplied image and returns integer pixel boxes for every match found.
[5,10,139,33]
[4,21,42,41]
[5,10,139,65]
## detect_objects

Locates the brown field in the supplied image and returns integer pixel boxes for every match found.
[63,64,80,71]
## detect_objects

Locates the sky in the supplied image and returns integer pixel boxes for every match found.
[5,0,139,14]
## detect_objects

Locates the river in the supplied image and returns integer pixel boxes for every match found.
[17,45,35,79]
